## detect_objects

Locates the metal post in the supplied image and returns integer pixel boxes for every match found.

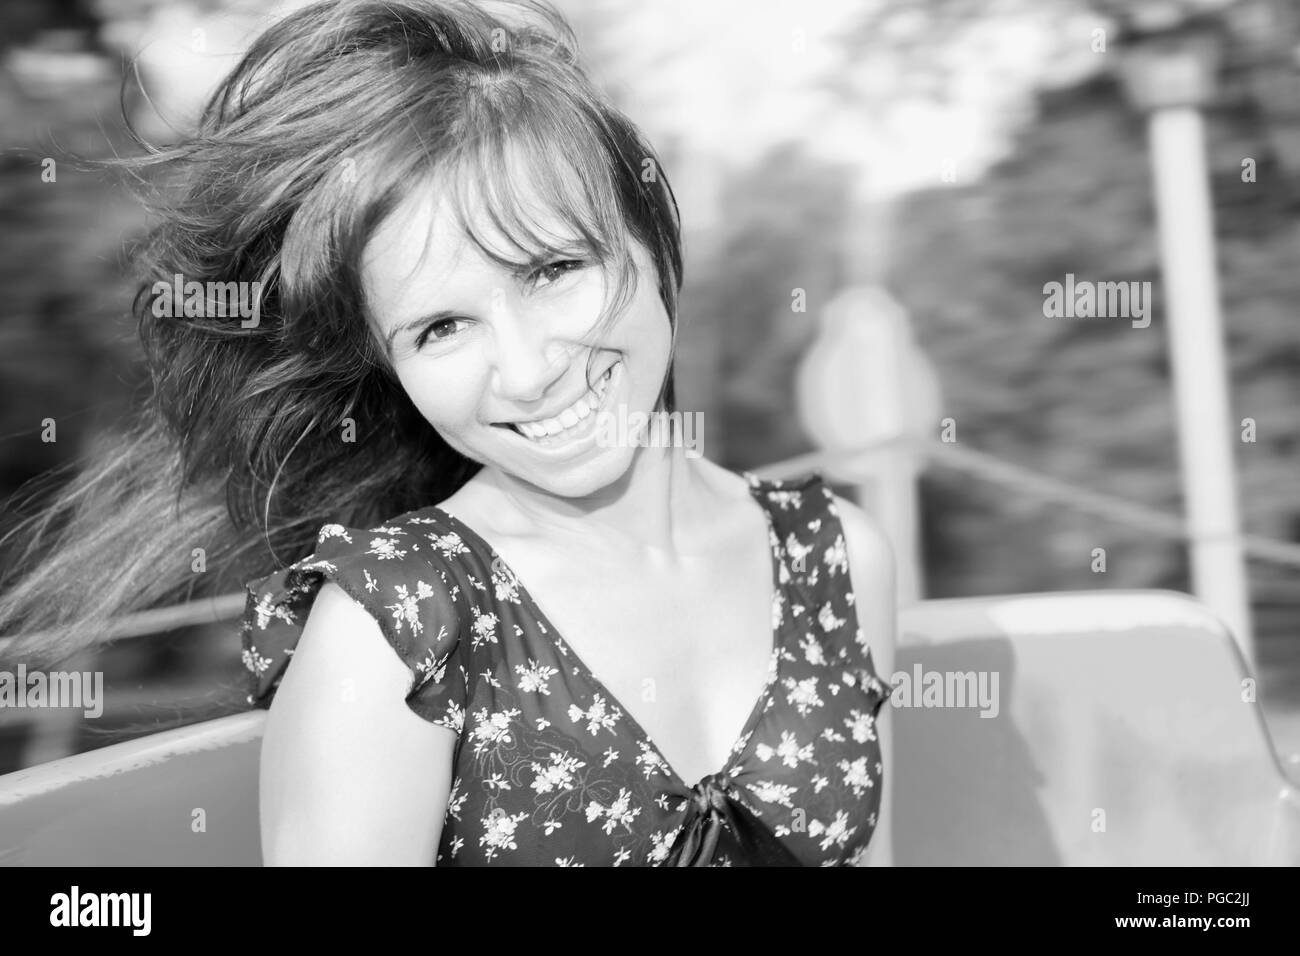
[1111,9,1257,667]
[1146,105,1255,666]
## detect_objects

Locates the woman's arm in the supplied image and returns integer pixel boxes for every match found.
[832,494,898,867]
[258,581,458,866]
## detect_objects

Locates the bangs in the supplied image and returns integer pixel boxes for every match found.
[431,72,642,341]
[448,117,625,267]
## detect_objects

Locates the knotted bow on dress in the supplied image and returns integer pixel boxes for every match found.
[663,773,803,867]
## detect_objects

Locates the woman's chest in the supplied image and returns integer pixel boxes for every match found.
[441,555,888,867]
[501,546,780,788]
[442,597,888,867]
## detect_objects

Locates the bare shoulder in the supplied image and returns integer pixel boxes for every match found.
[829,492,895,586]
[693,456,753,499]
[258,580,457,865]
[827,491,896,668]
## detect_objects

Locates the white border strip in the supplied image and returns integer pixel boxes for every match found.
[0,710,266,807]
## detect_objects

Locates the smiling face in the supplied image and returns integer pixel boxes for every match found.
[361,179,674,500]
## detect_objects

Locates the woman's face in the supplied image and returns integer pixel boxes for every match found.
[362,182,673,499]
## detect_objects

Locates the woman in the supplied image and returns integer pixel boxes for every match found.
[2,0,896,866]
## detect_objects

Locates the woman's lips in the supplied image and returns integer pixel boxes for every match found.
[494,360,624,450]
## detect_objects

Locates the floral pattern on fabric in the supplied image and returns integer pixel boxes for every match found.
[241,471,890,866]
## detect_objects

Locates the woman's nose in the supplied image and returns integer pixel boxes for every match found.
[489,303,571,403]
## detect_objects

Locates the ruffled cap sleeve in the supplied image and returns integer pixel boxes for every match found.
[239,519,467,732]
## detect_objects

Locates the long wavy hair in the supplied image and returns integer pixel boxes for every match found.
[0,0,683,669]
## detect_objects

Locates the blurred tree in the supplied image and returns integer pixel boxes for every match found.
[890,61,1300,638]
[0,9,146,564]
[806,0,1299,657]
[688,142,857,472]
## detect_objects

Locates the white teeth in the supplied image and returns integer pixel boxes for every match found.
[510,362,618,443]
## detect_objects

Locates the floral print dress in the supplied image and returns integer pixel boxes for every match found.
[241,471,890,867]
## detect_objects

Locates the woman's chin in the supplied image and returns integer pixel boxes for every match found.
[502,441,636,498]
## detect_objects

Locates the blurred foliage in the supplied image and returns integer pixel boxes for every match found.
[889,70,1300,636]
[689,143,857,474]
[0,44,146,546]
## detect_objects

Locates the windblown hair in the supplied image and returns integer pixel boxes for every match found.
[0,0,683,668]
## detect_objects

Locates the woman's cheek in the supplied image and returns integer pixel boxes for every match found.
[397,355,484,433]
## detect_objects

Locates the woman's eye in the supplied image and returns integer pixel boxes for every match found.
[415,317,466,347]
[529,259,586,287]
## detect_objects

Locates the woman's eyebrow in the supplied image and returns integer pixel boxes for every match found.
[385,309,460,355]
[518,244,590,269]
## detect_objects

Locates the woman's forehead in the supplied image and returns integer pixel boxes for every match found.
[360,181,590,327]
[365,158,588,281]
[363,188,476,299]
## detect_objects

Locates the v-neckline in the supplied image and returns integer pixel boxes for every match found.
[428,471,787,794]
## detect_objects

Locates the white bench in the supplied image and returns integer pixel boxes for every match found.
[893,589,1300,865]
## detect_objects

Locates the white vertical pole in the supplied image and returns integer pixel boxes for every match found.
[1146,106,1254,666]
[794,282,927,611]
[854,306,923,609]
[850,196,925,609]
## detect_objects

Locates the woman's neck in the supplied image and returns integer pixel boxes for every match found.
[461,445,713,566]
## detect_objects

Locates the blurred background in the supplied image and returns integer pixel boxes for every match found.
[0,0,1297,775]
